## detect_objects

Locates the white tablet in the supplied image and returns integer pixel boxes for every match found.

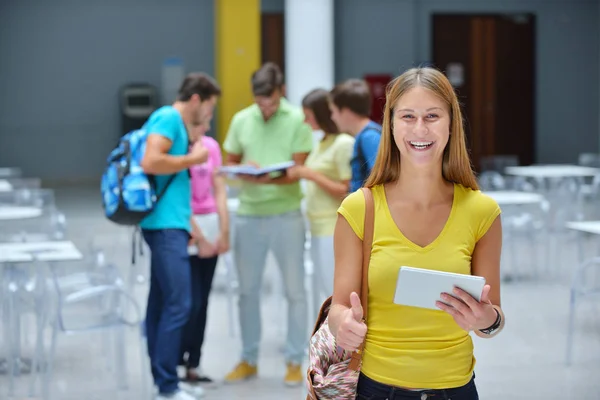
[393,266,486,310]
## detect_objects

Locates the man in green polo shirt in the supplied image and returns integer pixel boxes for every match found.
[223,62,312,387]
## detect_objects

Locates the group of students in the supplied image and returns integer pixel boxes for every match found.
[221,64,383,388]
[138,62,382,400]
[138,62,505,400]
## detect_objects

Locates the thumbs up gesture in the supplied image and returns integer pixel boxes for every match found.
[335,292,368,352]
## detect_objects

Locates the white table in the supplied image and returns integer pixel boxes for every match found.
[0,205,42,220]
[0,240,82,387]
[505,165,598,229]
[0,179,12,192]
[505,165,600,179]
[0,241,83,263]
[565,221,600,276]
[485,191,545,206]
[566,221,600,235]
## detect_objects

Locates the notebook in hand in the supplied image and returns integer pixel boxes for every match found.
[219,161,295,176]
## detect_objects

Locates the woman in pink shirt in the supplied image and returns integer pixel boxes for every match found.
[180,120,230,385]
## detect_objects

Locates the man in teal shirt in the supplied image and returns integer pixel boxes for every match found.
[140,72,221,400]
[223,63,312,386]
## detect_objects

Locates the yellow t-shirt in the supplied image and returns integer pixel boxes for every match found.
[337,183,501,389]
[305,133,354,236]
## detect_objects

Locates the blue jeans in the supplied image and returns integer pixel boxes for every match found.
[142,229,192,395]
[234,210,307,365]
[180,254,219,369]
[356,373,479,400]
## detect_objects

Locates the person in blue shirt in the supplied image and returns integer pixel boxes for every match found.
[140,72,221,400]
[329,79,382,192]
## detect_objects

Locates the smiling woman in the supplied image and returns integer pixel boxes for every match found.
[327,67,503,400]
[366,69,479,191]
[395,94,449,160]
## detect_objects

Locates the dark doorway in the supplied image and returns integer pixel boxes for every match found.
[261,13,285,73]
[432,14,536,170]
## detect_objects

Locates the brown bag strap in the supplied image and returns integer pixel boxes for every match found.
[348,187,375,371]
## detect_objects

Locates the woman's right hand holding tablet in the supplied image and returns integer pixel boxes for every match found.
[335,292,367,352]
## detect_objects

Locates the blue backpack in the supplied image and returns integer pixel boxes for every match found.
[101,129,175,226]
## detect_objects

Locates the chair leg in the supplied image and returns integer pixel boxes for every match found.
[7,275,17,397]
[543,229,552,278]
[528,232,538,279]
[42,319,59,400]
[29,291,50,397]
[115,326,128,390]
[139,326,149,400]
[565,289,577,366]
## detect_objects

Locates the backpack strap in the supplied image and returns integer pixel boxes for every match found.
[155,123,191,202]
[155,173,177,202]
[356,133,366,183]
[131,226,145,265]
[348,187,375,371]
[356,122,382,186]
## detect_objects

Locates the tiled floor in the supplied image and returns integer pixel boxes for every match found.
[1,185,599,400]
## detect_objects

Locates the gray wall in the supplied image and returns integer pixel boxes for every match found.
[335,0,599,164]
[1,0,598,181]
[335,0,416,80]
[0,0,214,182]
[261,0,285,13]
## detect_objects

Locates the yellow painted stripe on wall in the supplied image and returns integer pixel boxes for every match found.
[215,0,261,145]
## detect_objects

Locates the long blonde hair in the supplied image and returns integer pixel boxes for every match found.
[365,67,479,190]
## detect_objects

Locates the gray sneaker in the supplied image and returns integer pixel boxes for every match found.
[179,382,206,398]
[155,389,196,400]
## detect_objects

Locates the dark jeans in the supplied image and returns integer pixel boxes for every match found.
[142,229,192,395]
[180,254,219,369]
[356,373,479,400]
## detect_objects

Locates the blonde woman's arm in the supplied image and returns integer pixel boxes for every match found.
[328,214,367,351]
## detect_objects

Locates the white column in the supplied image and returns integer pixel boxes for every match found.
[284,0,334,107]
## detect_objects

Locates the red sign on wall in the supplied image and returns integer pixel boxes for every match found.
[364,74,392,125]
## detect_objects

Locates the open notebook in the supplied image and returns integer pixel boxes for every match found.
[218,161,295,176]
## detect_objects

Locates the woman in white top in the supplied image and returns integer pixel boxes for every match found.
[287,88,355,317]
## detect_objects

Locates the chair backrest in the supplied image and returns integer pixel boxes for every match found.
[0,188,55,206]
[578,153,600,168]
[0,189,66,242]
[0,167,22,178]
[5,177,42,190]
[480,155,520,173]
[478,171,506,191]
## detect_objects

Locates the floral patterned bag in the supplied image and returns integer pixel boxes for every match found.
[306,188,374,400]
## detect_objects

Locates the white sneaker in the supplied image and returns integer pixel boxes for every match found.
[155,389,196,400]
[179,381,206,398]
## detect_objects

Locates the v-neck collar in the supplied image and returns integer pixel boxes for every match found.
[380,183,458,252]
